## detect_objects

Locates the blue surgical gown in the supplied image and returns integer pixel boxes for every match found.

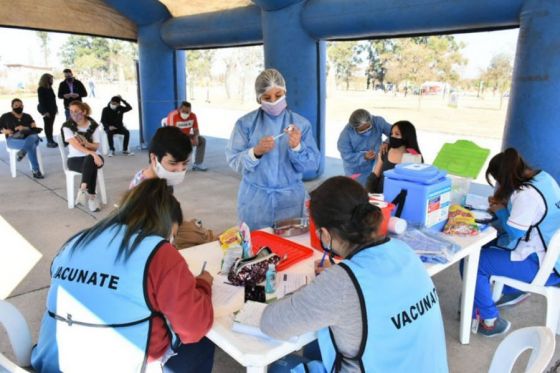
[337,115,392,186]
[226,108,320,230]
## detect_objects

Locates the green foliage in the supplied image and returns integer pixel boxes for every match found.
[36,31,50,66]
[383,36,466,89]
[481,53,513,94]
[327,41,361,90]
[59,35,137,80]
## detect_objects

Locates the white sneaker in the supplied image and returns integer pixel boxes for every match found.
[122,150,135,156]
[108,150,115,157]
[88,195,100,212]
[75,189,87,206]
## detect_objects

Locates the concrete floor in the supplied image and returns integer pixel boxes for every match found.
[1,135,559,372]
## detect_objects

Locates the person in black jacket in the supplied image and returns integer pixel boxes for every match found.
[37,73,58,148]
[100,95,134,156]
[57,69,87,120]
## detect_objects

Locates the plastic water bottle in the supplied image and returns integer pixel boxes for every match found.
[265,264,277,294]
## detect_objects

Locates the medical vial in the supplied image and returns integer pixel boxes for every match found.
[265,264,277,294]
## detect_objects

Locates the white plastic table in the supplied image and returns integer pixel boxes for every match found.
[180,227,496,372]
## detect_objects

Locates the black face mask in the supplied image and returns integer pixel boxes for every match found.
[13,107,23,114]
[66,77,73,83]
[389,137,405,148]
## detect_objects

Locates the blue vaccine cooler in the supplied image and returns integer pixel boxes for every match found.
[383,163,452,231]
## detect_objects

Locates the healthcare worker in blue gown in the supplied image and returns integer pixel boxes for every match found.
[226,68,321,230]
[260,176,448,373]
[337,109,392,186]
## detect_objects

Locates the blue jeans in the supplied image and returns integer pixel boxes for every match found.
[163,337,215,373]
[461,242,560,320]
[7,134,41,171]
[268,341,322,373]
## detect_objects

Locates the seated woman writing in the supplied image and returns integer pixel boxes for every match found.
[466,148,560,337]
[31,179,215,372]
[366,120,422,193]
[260,176,448,373]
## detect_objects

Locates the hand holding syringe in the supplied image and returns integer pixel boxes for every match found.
[273,125,295,140]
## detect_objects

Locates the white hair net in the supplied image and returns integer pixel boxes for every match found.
[255,68,287,103]
[349,109,372,128]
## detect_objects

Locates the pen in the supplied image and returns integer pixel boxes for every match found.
[200,261,207,275]
[319,251,327,267]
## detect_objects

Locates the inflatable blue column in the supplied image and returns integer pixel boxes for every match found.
[255,0,325,180]
[138,22,186,145]
[503,0,560,181]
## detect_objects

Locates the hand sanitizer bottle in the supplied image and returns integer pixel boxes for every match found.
[265,263,277,294]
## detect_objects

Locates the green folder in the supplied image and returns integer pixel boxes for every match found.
[432,140,490,179]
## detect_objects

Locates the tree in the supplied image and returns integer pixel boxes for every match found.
[381,36,466,93]
[481,53,513,108]
[186,50,215,100]
[59,35,137,81]
[36,31,50,66]
[358,40,393,90]
[327,41,361,90]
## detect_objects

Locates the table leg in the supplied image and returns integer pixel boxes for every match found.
[247,366,267,373]
[460,249,481,344]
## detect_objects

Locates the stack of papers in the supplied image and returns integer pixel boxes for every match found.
[232,301,270,339]
[212,276,245,318]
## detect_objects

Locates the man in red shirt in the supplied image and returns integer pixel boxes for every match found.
[166,101,207,171]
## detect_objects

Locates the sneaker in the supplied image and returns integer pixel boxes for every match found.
[88,195,100,212]
[46,141,59,148]
[16,149,27,161]
[108,150,115,157]
[477,317,511,337]
[122,150,135,156]
[75,189,87,206]
[496,293,530,308]
[32,170,44,179]
[192,163,208,171]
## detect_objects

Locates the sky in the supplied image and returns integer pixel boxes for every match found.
[0,27,519,79]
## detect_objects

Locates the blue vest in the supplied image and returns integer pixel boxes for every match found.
[312,239,448,373]
[515,171,560,272]
[31,225,166,373]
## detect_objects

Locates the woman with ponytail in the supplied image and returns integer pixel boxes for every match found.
[260,176,448,373]
[468,148,560,337]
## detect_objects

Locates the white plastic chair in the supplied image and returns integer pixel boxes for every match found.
[56,136,107,209]
[101,131,125,154]
[0,299,33,372]
[6,143,45,178]
[488,326,555,373]
[491,230,560,334]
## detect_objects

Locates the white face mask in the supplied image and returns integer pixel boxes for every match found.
[155,160,187,186]
[110,104,118,110]
[180,111,190,119]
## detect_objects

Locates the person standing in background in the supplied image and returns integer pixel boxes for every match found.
[37,73,58,148]
[58,69,87,120]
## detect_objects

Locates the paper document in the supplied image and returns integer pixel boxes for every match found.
[276,273,309,299]
[232,301,270,339]
[180,242,223,276]
[212,276,245,318]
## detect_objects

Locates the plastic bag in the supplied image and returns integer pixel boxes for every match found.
[443,205,479,236]
[394,227,459,264]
